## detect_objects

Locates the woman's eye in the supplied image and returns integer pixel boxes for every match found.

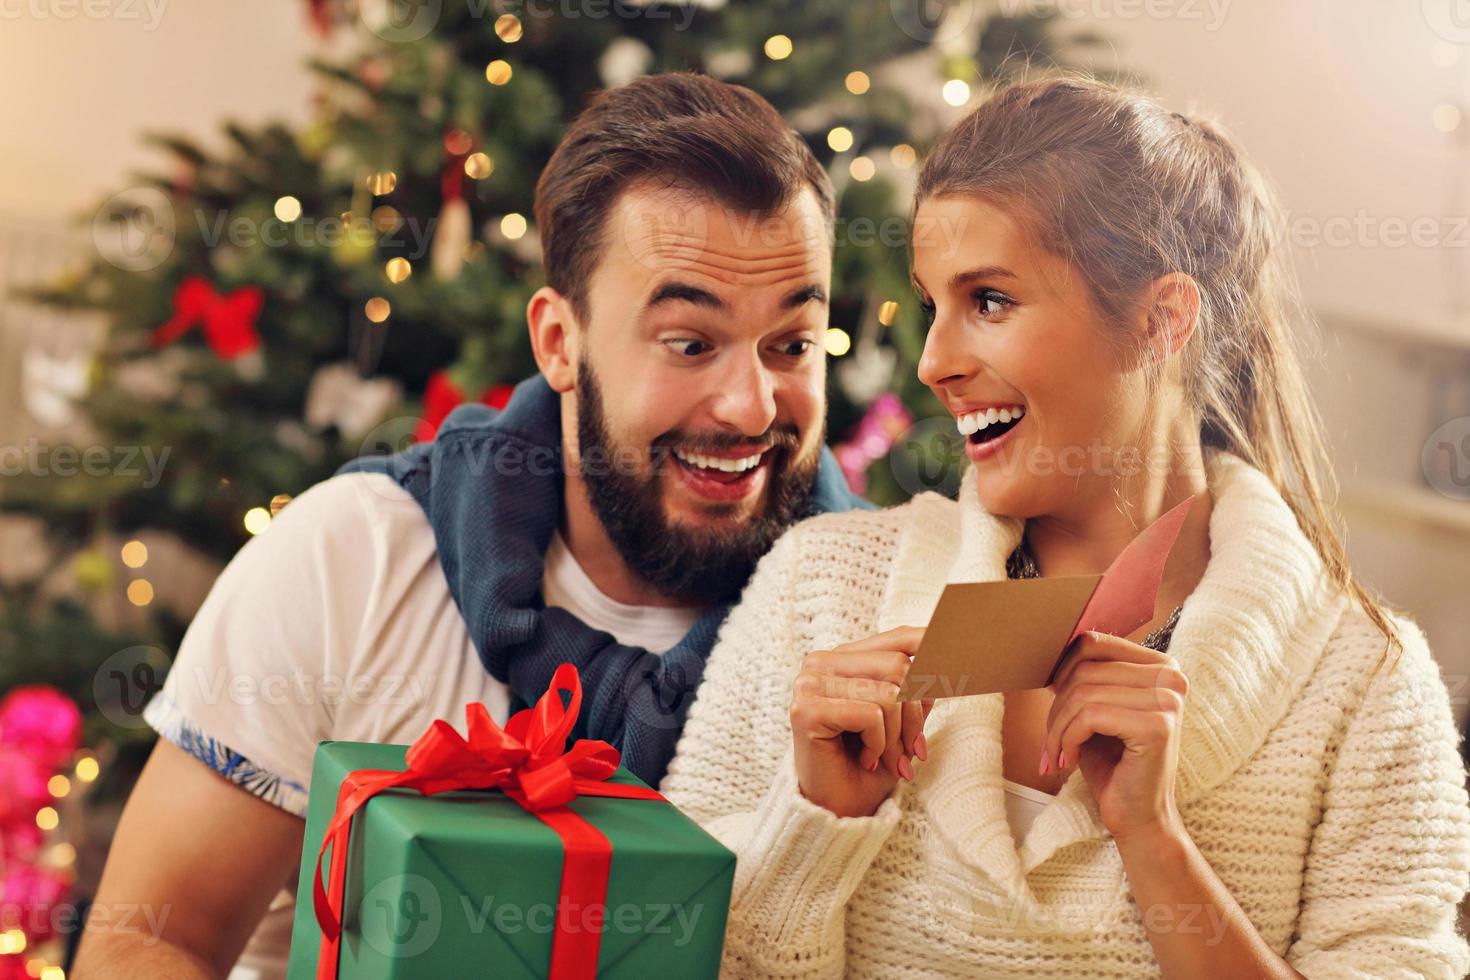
[667,339,712,357]
[919,300,936,325]
[975,289,1015,317]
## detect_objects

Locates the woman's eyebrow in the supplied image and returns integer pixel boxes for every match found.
[950,265,1019,289]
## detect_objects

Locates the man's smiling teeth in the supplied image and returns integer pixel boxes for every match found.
[955,405,1025,436]
[673,447,765,473]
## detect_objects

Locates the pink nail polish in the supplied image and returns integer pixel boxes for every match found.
[1038,749,1049,776]
[898,756,915,782]
[867,757,879,772]
[1058,751,1067,770]
[914,734,928,762]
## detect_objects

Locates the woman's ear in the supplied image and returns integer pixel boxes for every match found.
[1145,273,1201,360]
[526,286,579,393]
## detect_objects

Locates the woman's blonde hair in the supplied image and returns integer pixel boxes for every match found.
[915,74,1402,668]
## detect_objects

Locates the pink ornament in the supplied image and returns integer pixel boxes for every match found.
[1,863,71,944]
[0,686,82,771]
[834,442,871,495]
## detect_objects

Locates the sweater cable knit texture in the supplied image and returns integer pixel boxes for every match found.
[661,451,1470,979]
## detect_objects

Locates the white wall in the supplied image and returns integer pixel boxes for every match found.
[0,0,339,223]
[1071,0,1470,330]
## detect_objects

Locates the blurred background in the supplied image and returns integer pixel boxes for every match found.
[2,1,1468,975]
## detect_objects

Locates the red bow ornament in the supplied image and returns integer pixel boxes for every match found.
[311,663,665,980]
[151,275,263,360]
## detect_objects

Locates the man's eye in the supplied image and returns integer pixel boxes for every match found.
[667,339,712,357]
[775,339,814,357]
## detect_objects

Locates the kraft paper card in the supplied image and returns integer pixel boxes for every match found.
[898,495,1196,701]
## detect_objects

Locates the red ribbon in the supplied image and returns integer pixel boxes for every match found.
[312,663,665,980]
[151,275,263,360]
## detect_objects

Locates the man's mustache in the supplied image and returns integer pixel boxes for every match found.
[652,423,802,457]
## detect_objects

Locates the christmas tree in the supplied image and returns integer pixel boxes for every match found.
[1,0,1106,868]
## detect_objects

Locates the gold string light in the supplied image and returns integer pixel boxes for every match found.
[243,507,272,536]
[824,327,852,357]
[464,152,494,179]
[370,206,401,233]
[385,257,412,283]
[845,71,870,95]
[827,126,853,152]
[485,59,513,85]
[126,580,153,607]
[120,540,147,568]
[500,213,528,240]
[364,297,391,323]
[495,13,522,42]
[764,34,792,60]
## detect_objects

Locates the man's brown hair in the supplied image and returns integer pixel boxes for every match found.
[534,72,835,321]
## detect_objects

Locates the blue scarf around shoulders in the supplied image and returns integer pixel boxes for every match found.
[338,374,872,786]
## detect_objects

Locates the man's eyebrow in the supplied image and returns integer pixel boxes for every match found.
[783,283,828,309]
[642,281,828,312]
[949,265,1018,289]
[644,281,728,312]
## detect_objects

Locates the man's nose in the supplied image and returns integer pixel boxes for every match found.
[708,350,779,437]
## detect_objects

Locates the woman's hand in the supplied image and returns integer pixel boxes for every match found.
[790,626,934,819]
[1042,631,1190,842]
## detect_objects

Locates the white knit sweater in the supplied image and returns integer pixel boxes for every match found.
[661,452,1470,979]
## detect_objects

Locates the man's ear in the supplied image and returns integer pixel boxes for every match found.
[1145,272,1201,360]
[527,286,580,393]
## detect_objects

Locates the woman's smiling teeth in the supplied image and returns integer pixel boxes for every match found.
[955,405,1025,437]
[673,447,766,473]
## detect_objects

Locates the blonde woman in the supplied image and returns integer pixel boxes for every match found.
[661,78,1470,978]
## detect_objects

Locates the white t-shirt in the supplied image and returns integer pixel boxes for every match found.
[142,470,701,980]
[541,530,703,653]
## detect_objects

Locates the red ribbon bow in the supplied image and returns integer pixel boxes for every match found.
[151,275,263,360]
[312,663,665,980]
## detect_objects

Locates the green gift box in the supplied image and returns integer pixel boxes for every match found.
[286,740,735,979]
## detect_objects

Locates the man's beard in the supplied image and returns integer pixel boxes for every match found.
[575,358,822,605]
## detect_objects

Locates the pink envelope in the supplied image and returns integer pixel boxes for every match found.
[897,495,1196,701]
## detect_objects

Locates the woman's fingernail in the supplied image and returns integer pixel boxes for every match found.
[867,756,880,772]
[914,734,928,762]
[1058,751,1067,770]
[1038,749,1050,776]
[898,755,915,782]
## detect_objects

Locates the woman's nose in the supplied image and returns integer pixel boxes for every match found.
[917,311,979,390]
